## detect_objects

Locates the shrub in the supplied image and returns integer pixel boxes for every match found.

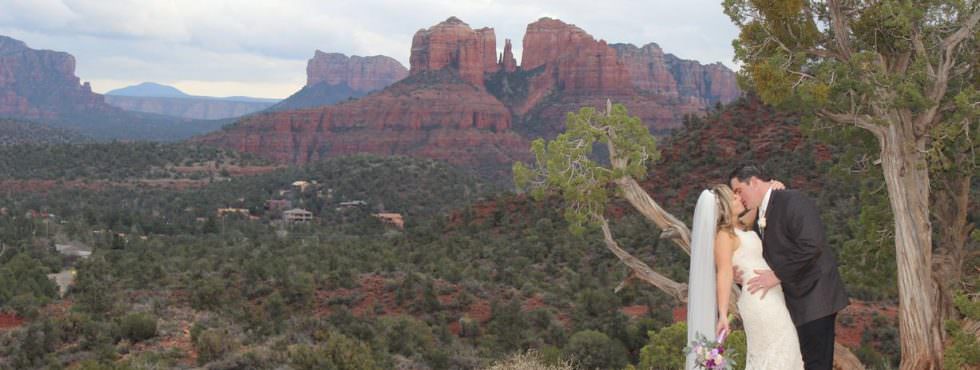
[944,292,980,369]
[119,313,157,342]
[563,330,628,370]
[193,329,238,365]
[639,322,687,370]
[485,350,574,370]
[288,332,379,370]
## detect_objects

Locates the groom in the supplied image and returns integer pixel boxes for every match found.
[730,164,848,370]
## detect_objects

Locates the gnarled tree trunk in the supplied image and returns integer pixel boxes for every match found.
[878,124,944,370]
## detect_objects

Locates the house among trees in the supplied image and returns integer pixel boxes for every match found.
[55,242,92,258]
[283,208,313,223]
[46,269,76,297]
[265,199,292,212]
[292,180,313,192]
[337,200,367,211]
[374,212,404,229]
[217,208,250,217]
[25,210,55,219]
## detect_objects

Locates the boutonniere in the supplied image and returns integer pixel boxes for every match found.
[758,216,767,232]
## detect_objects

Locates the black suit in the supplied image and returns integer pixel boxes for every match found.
[756,190,848,370]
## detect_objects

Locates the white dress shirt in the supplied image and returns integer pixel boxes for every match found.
[758,185,774,235]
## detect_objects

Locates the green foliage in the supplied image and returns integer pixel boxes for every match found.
[945,292,980,369]
[943,319,980,370]
[118,313,157,342]
[485,350,575,370]
[193,328,238,366]
[0,118,86,145]
[860,313,901,367]
[0,253,57,312]
[563,330,629,370]
[953,292,980,320]
[288,332,380,370]
[72,257,118,318]
[485,299,530,354]
[639,322,687,370]
[9,318,62,369]
[0,142,267,181]
[514,103,659,234]
[724,330,747,370]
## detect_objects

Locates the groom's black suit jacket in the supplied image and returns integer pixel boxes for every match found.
[756,190,849,326]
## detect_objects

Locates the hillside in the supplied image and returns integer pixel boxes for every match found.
[0,98,919,369]
[0,119,87,145]
[0,142,271,181]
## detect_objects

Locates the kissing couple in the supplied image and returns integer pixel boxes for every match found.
[686,164,849,370]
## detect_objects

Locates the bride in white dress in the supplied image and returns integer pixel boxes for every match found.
[686,185,803,369]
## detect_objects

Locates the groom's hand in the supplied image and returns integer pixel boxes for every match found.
[747,269,780,299]
[732,266,744,285]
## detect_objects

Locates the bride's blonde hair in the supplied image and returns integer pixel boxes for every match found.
[712,184,740,235]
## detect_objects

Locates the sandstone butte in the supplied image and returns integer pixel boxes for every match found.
[197,17,741,173]
[0,35,112,120]
[307,50,408,93]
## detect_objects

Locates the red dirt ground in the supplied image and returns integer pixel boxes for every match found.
[0,313,24,330]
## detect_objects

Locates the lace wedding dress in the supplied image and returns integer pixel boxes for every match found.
[732,228,805,369]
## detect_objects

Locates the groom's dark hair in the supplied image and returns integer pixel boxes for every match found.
[730,163,772,183]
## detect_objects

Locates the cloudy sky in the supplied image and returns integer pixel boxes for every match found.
[0,0,740,99]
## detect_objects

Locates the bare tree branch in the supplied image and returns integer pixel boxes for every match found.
[818,109,886,139]
[598,216,688,303]
[920,9,980,132]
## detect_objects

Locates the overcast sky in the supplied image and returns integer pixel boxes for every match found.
[0,0,740,99]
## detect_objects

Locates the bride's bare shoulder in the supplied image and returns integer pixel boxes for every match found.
[715,229,739,251]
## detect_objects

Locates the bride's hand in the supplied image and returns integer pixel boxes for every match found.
[716,317,730,339]
[772,180,787,190]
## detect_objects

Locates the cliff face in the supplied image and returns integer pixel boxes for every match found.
[664,55,740,105]
[0,35,111,120]
[196,70,528,171]
[409,17,497,88]
[516,17,633,113]
[497,18,723,137]
[272,51,408,111]
[306,51,408,92]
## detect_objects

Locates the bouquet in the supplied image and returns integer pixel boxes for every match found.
[684,317,738,369]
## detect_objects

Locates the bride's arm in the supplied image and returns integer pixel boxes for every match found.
[714,231,737,336]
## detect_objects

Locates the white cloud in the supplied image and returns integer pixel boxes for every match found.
[0,0,740,98]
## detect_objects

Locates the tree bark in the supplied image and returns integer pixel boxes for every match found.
[932,173,973,325]
[878,124,944,370]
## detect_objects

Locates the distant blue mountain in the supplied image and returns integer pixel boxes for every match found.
[107,82,189,98]
[106,82,280,103]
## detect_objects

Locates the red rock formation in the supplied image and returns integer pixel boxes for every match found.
[513,18,633,115]
[0,35,111,120]
[306,51,408,92]
[499,39,517,72]
[196,70,527,169]
[664,56,740,105]
[199,16,744,172]
[409,17,497,88]
[611,43,680,96]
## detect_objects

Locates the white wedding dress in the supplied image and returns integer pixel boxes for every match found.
[732,228,804,369]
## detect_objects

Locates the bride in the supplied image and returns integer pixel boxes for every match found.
[686,184,803,369]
